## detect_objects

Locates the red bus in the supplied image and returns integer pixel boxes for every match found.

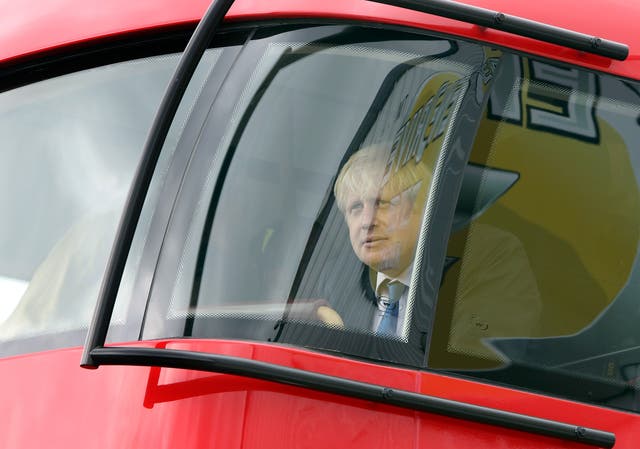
[2,0,639,447]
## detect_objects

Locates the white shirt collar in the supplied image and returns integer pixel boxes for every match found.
[375,263,413,292]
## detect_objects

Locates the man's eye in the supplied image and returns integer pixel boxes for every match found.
[375,199,390,209]
[348,201,363,214]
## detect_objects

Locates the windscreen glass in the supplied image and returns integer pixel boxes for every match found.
[133,25,640,413]
[0,47,226,357]
[140,26,489,366]
[0,54,180,355]
[432,54,640,414]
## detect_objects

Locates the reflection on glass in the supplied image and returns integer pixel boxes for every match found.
[118,26,640,414]
[154,27,481,358]
[435,54,640,413]
[0,54,182,350]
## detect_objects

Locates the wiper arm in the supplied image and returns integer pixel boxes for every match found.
[368,0,629,60]
[88,345,615,448]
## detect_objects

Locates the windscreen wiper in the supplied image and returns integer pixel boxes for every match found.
[368,0,629,60]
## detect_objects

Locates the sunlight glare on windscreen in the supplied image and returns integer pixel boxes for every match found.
[0,276,27,324]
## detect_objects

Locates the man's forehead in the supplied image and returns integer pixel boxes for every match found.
[347,180,422,202]
[346,186,387,201]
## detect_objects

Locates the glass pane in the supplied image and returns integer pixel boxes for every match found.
[0,54,182,355]
[431,54,640,413]
[142,26,490,366]
[107,48,225,343]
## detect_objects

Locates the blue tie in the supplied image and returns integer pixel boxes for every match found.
[376,281,405,335]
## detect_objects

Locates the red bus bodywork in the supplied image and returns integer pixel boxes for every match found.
[2,1,639,448]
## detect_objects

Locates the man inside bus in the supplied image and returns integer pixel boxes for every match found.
[332,143,425,337]
[328,142,541,361]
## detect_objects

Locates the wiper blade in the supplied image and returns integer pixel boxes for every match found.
[368,0,629,60]
[88,346,615,448]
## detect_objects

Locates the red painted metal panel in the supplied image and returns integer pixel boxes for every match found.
[1,340,636,448]
[2,1,640,448]
[3,0,640,79]
[1,0,209,63]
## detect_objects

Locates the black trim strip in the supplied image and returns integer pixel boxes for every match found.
[368,0,629,60]
[90,346,615,448]
[0,28,195,93]
[81,0,236,367]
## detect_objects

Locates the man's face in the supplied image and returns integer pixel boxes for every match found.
[344,185,423,277]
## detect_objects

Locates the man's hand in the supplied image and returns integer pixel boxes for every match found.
[316,305,344,327]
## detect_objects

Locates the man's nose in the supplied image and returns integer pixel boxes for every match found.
[360,202,378,229]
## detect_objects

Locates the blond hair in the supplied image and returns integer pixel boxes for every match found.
[334,143,431,213]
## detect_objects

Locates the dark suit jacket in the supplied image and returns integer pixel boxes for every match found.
[311,223,541,365]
